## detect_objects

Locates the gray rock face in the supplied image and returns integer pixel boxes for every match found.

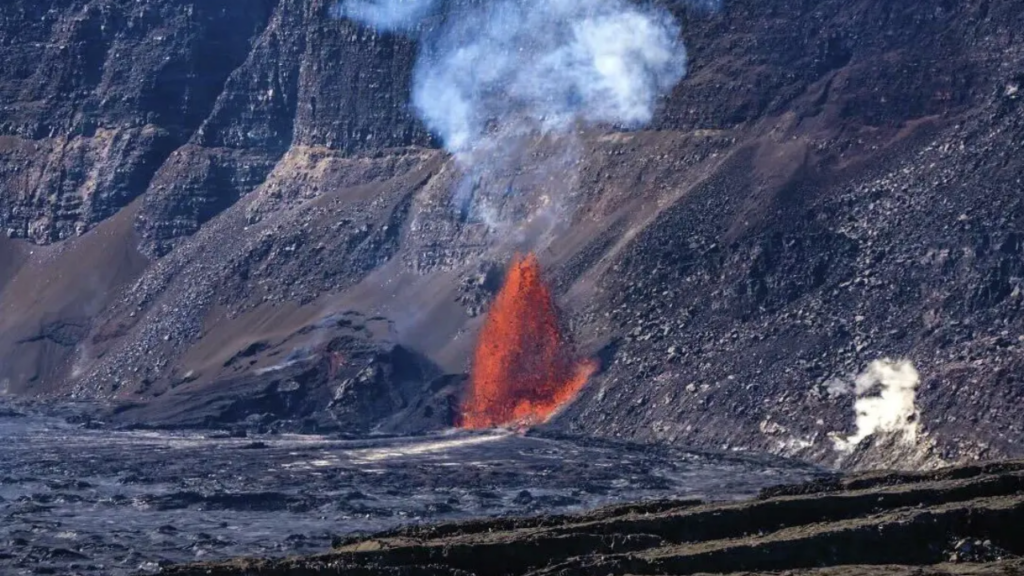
[0,0,276,241]
[0,0,429,251]
[1,0,1024,471]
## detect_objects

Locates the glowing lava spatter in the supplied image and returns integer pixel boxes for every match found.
[459,253,596,429]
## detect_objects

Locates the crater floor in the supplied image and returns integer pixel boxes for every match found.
[0,408,822,575]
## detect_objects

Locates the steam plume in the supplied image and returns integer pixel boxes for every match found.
[833,359,922,453]
[334,0,688,156]
[333,0,440,31]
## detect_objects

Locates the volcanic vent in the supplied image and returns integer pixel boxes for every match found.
[459,254,596,429]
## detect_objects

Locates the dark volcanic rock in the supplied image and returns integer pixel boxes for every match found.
[0,0,429,249]
[1,0,1023,472]
[0,412,823,576]
[161,460,1024,576]
[108,321,456,435]
[0,0,277,242]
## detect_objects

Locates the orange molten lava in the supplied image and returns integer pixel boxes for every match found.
[459,253,596,429]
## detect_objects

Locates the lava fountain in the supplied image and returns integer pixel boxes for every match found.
[459,253,597,429]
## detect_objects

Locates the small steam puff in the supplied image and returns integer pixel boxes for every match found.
[833,359,921,453]
[335,0,688,155]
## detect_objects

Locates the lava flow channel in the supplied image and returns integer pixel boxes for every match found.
[459,253,596,429]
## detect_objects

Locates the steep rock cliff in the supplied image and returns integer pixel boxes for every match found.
[1,0,1022,470]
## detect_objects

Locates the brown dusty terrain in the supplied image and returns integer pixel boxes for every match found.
[160,461,1024,576]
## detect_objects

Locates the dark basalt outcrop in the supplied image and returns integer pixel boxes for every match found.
[108,311,459,435]
[1,0,1023,470]
[160,460,1024,576]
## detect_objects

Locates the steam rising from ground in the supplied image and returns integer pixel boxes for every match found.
[833,359,922,453]
[335,0,688,156]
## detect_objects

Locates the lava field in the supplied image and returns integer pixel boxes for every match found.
[0,407,822,575]
[165,460,1024,576]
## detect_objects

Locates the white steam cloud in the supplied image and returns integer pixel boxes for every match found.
[833,359,922,453]
[334,0,688,156]
[332,0,439,32]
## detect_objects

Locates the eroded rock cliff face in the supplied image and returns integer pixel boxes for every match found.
[1,0,1023,470]
[1,0,428,249]
[1,0,275,242]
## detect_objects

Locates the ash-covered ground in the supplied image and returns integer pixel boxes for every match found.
[0,405,823,576]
